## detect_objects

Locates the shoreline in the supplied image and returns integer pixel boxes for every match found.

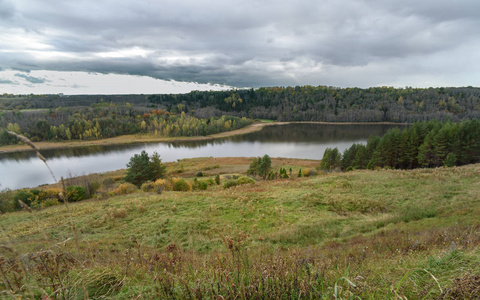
[0,121,407,154]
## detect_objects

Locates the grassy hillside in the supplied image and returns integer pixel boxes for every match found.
[1,158,480,299]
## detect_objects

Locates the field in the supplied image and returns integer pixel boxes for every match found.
[1,158,480,299]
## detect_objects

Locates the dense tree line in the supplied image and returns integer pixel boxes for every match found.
[146,86,480,122]
[0,94,148,110]
[321,119,480,171]
[0,101,252,145]
[3,86,480,124]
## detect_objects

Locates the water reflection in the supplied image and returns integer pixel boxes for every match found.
[0,124,403,189]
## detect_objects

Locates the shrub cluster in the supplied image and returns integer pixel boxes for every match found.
[114,183,138,195]
[1,186,87,212]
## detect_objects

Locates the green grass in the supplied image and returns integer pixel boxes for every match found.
[1,160,480,298]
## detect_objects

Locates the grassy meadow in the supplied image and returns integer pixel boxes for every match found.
[1,157,480,299]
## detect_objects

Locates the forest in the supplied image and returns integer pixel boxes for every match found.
[147,86,480,122]
[321,119,480,171]
[0,100,252,145]
[2,85,480,145]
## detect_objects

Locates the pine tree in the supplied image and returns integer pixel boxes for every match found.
[321,147,341,171]
[124,151,166,186]
[418,132,436,168]
[247,157,260,176]
[258,154,272,180]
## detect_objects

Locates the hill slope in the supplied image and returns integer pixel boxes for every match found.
[1,160,479,299]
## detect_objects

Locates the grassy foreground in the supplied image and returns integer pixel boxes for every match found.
[1,158,480,299]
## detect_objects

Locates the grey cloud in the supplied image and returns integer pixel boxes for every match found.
[0,0,15,20]
[14,73,47,84]
[2,0,480,88]
[0,79,15,84]
[376,0,480,22]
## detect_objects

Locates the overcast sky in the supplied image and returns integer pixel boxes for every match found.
[1,0,479,94]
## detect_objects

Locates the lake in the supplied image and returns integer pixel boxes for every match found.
[0,123,402,190]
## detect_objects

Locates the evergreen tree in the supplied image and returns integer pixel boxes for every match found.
[405,122,425,169]
[418,132,436,168]
[342,144,359,170]
[432,122,453,167]
[398,129,410,169]
[258,154,272,180]
[444,152,457,167]
[353,144,368,169]
[321,147,341,171]
[124,151,166,186]
[247,157,260,176]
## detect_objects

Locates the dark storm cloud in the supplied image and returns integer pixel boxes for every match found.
[1,0,479,88]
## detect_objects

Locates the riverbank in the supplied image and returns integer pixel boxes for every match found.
[0,121,407,154]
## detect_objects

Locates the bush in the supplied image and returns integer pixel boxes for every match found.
[14,190,35,207]
[223,176,256,189]
[156,178,173,191]
[102,177,115,188]
[215,175,221,185]
[141,181,164,194]
[223,179,239,189]
[66,186,87,202]
[141,181,155,192]
[86,181,101,197]
[37,188,61,202]
[0,189,16,213]
[236,176,256,185]
[302,168,317,177]
[114,183,138,195]
[41,198,60,208]
[173,179,192,192]
[107,207,127,219]
[195,180,208,190]
[154,184,164,194]
[196,171,203,177]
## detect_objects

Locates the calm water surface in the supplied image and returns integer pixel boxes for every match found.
[0,124,401,189]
